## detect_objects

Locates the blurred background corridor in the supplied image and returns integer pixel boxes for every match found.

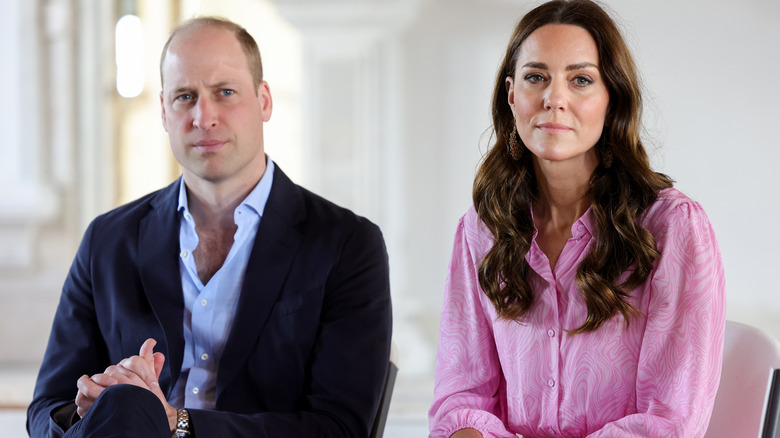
[1,0,779,435]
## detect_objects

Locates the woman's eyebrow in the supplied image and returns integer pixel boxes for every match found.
[567,62,599,71]
[521,61,548,69]
[520,62,599,70]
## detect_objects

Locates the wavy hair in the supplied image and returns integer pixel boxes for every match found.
[474,0,673,333]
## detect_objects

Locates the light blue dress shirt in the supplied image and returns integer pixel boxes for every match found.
[168,159,275,409]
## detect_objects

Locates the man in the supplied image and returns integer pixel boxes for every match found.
[27,17,392,438]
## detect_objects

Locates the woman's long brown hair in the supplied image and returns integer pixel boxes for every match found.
[474,0,673,333]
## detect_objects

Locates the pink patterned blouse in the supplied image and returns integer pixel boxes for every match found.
[429,188,726,438]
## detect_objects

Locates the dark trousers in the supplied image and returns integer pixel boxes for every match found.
[63,384,171,438]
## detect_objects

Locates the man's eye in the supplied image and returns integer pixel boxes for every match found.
[176,93,193,101]
[221,89,235,96]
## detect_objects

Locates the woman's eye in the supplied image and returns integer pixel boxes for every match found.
[573,76,593,87]
[524,73,545,83]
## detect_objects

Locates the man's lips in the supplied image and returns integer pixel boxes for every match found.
[537,123,572,135]
[192,140,227,152]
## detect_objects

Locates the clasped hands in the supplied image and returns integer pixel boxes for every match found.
[75,338,178,431]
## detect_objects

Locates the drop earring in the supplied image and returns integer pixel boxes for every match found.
[508,123,521,161]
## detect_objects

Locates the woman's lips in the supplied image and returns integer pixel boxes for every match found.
[537,123,572,135]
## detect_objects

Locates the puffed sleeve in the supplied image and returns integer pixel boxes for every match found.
[588,200,726,437]
[429,214,517,438]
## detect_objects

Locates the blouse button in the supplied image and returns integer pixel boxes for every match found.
[547,329,555,337]
[548,379,555,387]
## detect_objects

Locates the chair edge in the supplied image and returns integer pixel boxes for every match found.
[762,369,780,438]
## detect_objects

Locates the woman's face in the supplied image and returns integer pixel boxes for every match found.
[506,24,609,165]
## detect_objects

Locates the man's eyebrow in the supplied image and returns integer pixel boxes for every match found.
[167,81,240,97]
[210,81,236,88]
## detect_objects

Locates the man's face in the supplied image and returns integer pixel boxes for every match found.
[160,26,272,189]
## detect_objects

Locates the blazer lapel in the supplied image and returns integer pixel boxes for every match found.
[137,179,186,391]
[216,167,306,397]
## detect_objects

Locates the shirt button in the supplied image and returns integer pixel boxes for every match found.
[180,250,188,259]
[201,353,209,361]
[192,387,199,395]
[184,212,192,221]
[547,329,555,337]
[548,379,555,387]
[200,299,207,307]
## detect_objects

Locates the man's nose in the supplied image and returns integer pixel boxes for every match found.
[192,98,218,129]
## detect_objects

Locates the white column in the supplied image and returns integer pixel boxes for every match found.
[76,0,116,229]
[0,0,115,365]
[0,0,60,269]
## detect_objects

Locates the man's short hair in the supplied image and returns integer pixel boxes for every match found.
[159,17,263,92]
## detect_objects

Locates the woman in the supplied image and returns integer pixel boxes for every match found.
[428,1,725,437]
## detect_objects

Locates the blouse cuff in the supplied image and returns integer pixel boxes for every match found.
[430,408,518,438]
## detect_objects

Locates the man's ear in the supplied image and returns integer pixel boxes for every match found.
[258,81,273,122]
[160,91,169,132]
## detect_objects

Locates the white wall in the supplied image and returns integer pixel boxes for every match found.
[393,0,780,369]
[616,0,780,322]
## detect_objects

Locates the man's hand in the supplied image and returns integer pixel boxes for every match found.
[75,372,116,418]
[74,339,178,430]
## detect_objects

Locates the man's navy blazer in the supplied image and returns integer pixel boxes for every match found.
[27,165,393,437]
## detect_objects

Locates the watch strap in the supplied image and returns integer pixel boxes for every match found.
[173,408,191,437]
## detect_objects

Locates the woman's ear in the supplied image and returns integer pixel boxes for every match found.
[506,76,516,116]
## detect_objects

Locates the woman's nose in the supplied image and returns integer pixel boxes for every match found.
[543,79,567,111]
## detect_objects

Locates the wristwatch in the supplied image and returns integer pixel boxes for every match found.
[173,409,191,437]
